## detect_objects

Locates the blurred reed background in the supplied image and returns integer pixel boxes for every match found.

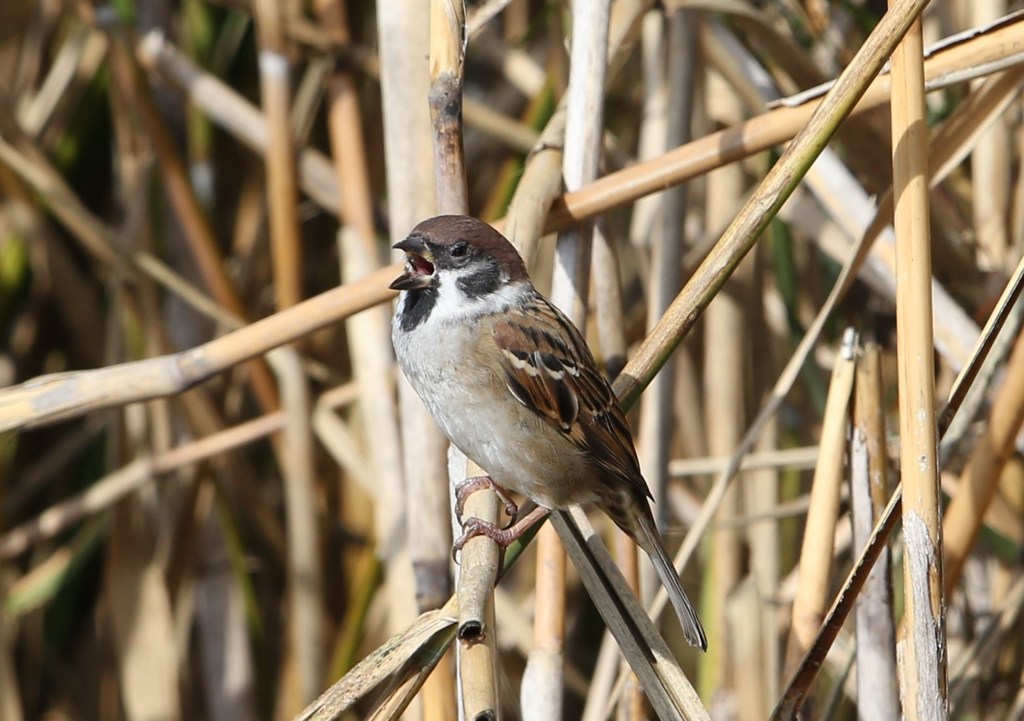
[0,0,1023,720]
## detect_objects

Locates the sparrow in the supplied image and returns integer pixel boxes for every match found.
[390,215,707,651]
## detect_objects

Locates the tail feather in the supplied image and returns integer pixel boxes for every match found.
[636,511,708,652]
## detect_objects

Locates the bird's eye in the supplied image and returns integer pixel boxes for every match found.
[450,241,470,259]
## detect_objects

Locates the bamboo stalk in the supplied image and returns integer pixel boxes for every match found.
[890,11,946,717]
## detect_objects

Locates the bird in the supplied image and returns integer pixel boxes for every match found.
[390,214,707,651]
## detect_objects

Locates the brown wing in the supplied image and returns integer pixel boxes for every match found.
[492,292,651,500]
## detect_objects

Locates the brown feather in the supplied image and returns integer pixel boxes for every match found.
[492,292,651,503]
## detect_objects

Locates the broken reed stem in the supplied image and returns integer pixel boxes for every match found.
[429,0,469,214]
[890,12,946,717]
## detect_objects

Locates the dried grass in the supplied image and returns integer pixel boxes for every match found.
[1,2,1024,720]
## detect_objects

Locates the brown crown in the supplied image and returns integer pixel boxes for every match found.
[409,215,530,283]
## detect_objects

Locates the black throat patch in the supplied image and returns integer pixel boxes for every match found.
[398,286,438,331]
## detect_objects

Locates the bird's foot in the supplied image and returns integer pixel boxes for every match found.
[454,475,519,529]
[452,505,550,562]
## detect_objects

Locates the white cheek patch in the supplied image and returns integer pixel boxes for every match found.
[429,274,531,323]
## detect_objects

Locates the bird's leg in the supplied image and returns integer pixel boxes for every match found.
[453,475,519,529]
[452,505,550,560]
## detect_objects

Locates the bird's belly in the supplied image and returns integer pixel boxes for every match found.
[394,322,596,509]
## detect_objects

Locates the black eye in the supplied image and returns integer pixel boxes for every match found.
[450,241,469,259]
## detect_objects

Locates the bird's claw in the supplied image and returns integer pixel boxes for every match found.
[450,505,551,564]
[453,475,519,529]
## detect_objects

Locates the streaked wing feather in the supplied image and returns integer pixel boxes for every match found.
[492,293,650,500]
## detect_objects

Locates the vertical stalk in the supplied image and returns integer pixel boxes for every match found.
[377,5,437,715]
[529,0,612,715]
[254,0,302,309]
[851,343,899,721]
[701,68,746,697]
[784,331,856,670]
[890,10,946,719]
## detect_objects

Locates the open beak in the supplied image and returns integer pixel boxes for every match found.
[389,237,436,291]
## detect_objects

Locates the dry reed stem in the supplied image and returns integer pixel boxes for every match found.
[948,573,1024,713]
[701,69,748,697]
[648,10,1020,704]
[773,218,1024,717]
[0,99,232,331]
[590,223,627,377]
[551,509,709,721]
[429,0,469,214]
[463,97,539,153]
[610,61,914,709]
[525,0,612,714]
[970,1,1013,272]
[254,0,303,310]
[108,30,280,411]
[427,2,501,717]
[268,348,324,705]
[311,390,374,492]
[294,597,459,721]
[890,13,946,718]
[0,263,395,432]
[785,330,856,669]
[667,448,819,481]
[504,6,658,719]
[317,0,449,703]
[850,344,899,721]
[6,13,1020,437]
[939,145,1024,430]
[637,3,695,535]
[376,2,444,689]
[105,507,181,721]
